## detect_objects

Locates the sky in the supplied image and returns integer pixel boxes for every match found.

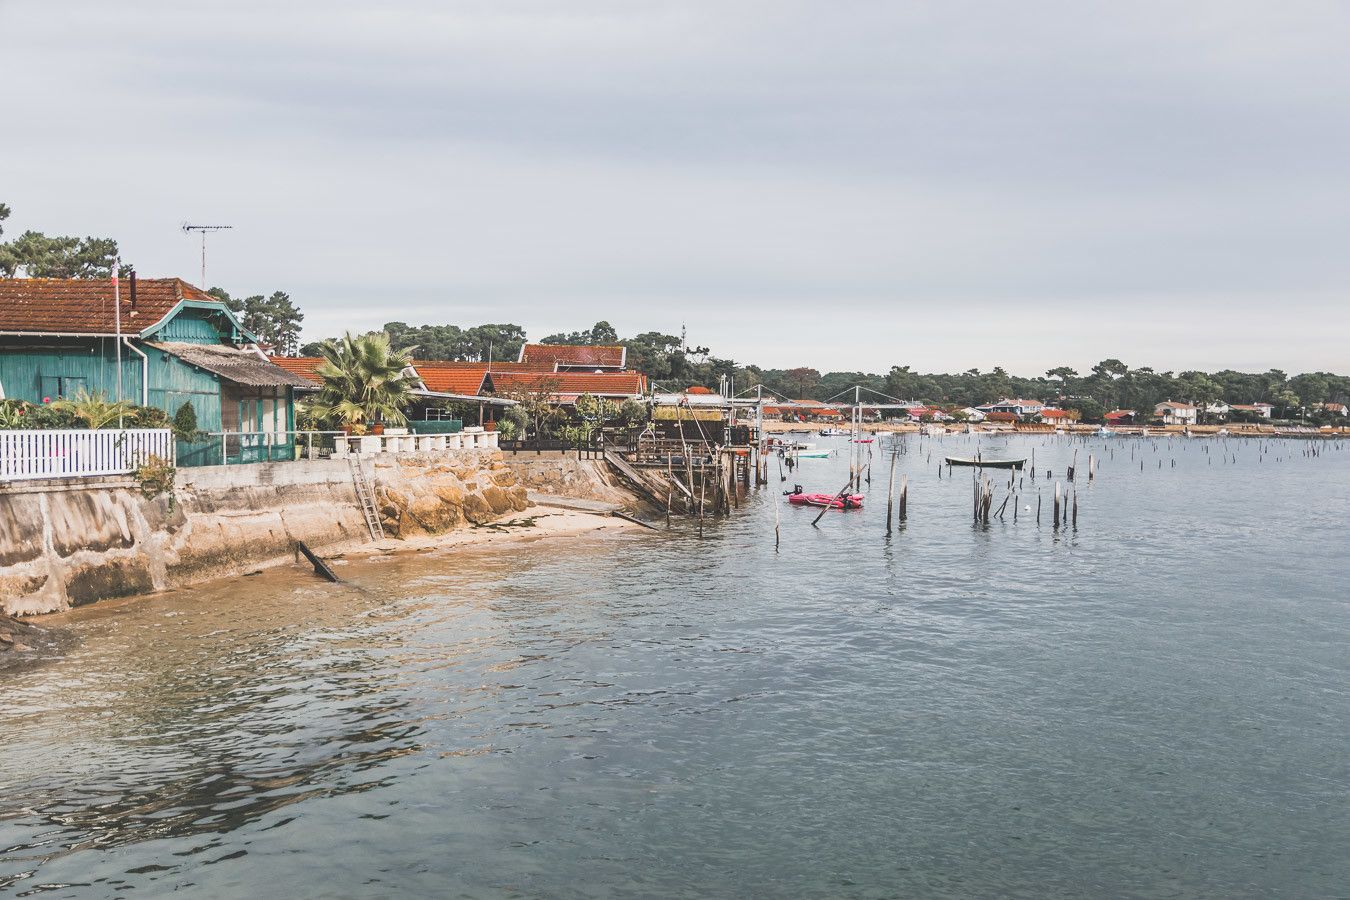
[2,0,1347,375]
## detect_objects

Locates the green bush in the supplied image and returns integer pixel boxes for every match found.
[130,405,171,429]
[23,403,80,429]
[171,401,200,440]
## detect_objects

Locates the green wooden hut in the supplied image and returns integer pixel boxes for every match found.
[0,277,312,464]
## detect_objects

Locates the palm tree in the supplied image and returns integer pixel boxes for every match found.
[315,332,418,427]
[52,389,137,429]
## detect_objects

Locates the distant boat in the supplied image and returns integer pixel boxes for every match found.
[818,428,848,437]
[1097,426,1116,436]
[945,456,1026,469]
[795,450,833,458]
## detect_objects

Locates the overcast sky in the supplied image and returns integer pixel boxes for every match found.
[2,0,1347,375]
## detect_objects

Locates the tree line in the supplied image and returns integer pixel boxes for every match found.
[300,317,1348,421]
[4,203,1345,418]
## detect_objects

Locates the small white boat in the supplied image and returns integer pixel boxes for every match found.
[818,428,848,437]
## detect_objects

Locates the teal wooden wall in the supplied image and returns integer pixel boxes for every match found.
[149,309,227,344]
[0,342,227,430]
[143,345,225,431]
[0,342,145,407]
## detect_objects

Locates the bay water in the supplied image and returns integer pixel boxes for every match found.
[2,434,1347,898]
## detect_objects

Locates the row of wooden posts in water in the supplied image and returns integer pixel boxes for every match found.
[647,431,1345,540]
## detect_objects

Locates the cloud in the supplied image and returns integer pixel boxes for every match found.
[2,0,1347,373]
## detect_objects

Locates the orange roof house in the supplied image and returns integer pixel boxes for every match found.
[488,370,647,402]
[517,343,627,371]
[0,277,236,337]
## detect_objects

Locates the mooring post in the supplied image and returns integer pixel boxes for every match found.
[886,451,897,533]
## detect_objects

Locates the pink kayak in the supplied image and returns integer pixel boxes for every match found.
[786,492,864,509]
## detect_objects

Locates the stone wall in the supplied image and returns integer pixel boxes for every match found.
[0,449,529,616]
[501,452,640,506]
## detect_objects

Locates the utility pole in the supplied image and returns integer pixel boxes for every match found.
[182,223,233,288]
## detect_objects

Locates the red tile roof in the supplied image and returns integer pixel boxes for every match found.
[986,411,1020,422]
[489,370,647,398]
[518,343,626,369]
[415,363,489,395]
[268,356,324,384]
[686,385,714,394]
[1105,409,1135,420]
[0,277,220,335]
[1038,408,1072,419]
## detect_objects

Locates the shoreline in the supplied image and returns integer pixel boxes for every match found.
[3,505,642,660]
[760,420,1348,437]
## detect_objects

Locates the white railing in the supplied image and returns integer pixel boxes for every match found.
[330,427,499,457]
[0,429,176,482]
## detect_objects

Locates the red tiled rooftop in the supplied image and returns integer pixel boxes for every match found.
[268,356,324,383]
[0,277,219,335]
[489,370,647,397]
[414,363,490,395]
[518,343,626,369]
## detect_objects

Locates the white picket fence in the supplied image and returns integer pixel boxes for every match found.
[0,429,176,482]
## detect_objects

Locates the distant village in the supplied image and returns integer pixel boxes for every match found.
[0,275,1346,470]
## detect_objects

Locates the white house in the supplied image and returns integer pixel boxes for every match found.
[961,407,987,422]
[1205,401,1230,417]
[1230,403,1273,420]
[1154,401,1198,425]
[980,398,1045,416]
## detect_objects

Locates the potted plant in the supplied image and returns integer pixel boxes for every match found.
[371,422,385,435]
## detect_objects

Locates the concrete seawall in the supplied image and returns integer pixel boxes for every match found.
[501,451,644,507]
[0,449,528,616]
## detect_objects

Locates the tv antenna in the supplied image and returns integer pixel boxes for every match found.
[181,223,233,288]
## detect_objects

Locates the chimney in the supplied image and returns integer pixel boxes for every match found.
[129,271,137,307]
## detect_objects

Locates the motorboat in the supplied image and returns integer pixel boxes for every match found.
[818,427,849,437]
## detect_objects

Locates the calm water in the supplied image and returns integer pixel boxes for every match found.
[2,434,1348,899]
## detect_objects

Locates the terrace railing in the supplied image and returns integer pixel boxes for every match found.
[176,427,502,467]
[0,428,175,482]
[499,433,612,460]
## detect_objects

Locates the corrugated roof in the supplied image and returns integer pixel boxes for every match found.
[518,343,626,369]
[156,343,314,388]
[0,277,221,335]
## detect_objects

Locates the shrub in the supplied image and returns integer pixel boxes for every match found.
[0,400,29,429]
[23,403,80,429]
[130,405,171,429]
[171,401,199,440]
[133,454,177,509]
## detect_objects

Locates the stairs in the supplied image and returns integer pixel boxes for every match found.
[349,458,384,541]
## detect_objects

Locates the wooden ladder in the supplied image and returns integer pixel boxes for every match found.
[349,457,384,541]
